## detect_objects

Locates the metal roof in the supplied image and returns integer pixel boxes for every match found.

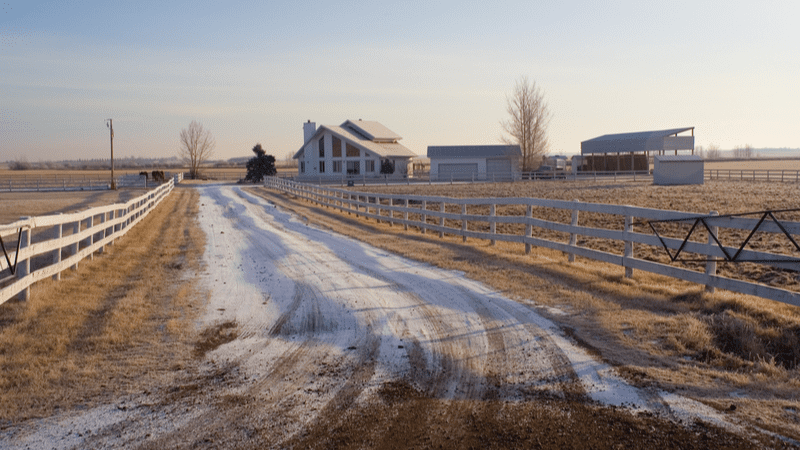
[581,127,694,154]
[342,120,401,142]
[427,145,521,159]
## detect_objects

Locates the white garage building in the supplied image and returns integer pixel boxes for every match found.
[427,145,521,181]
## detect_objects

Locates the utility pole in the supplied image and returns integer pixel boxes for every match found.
[106,119,116,190]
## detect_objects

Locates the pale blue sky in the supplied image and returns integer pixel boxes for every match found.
[1,0,798,162]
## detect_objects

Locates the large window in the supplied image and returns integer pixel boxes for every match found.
[332,136,342,157]
[319,161,325,173]
[365,160,375,172]
[300,161,305,173]
[347,161,360,175]
[333,161,342,173]
[319,137,325,158]
[346,143,360,157]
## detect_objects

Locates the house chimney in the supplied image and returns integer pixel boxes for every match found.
[303,120,316,144]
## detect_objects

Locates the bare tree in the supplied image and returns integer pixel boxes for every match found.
[694,145,704,158]
[705,143,721,159]
[733,144,754,159]
[179,120,215,179]
[501,76,551,172]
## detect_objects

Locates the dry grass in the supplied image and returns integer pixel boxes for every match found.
[250,184,800,440]
[0,185,206,422]
[0,189,150,225]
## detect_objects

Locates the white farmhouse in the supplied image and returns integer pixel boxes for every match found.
[294,120,416,179]
[427,145,522,181]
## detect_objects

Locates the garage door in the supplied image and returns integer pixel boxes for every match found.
[437,163,478,181]
[486,158,512,181]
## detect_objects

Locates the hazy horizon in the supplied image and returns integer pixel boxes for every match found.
[2,1,799,162]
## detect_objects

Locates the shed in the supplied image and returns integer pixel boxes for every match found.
[427,145,521,181]
[653,155,704,185]
[581,127,695,172]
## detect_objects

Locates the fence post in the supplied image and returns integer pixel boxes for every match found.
[461,203,467,242]
[568,202,579,262]
[17,218,31,301]
[624,211,633,278]
[376,196,381,223]
[490,204,496,246]
[52,215,63,281]
[71,220,80,271]
[524,204,532,254]
[403,198,409,231]
[705,211,719,293]
[439,202,445,238]
[421,200,427,234]
[98,211,107,254]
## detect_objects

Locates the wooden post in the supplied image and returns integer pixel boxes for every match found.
[624,212,633,278]
[376,196,381,223]
[525,204,532,254]
[490,204,496,246]
[18,218,31,301]
[52,215,63,281]
[568,202,579,262]
[98,211,107,254]
[421,200,427,234]
[403,198,409,231]
[461,204,467,242]
[705,211,719,293]
[439,202,445,238]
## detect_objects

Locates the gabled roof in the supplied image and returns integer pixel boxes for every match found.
[581,127,694,154]
[427,145,521,159]
[294,120,415,159]
[342,120,401,142]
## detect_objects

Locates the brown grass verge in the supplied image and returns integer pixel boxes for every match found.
[248,185,800,440]
[0,185,206,423]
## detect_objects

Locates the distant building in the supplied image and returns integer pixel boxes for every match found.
[580,127,695,172]
[427,145,521,181]
[293,120,416,179]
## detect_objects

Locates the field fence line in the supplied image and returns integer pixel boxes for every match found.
[0,174,182,304]
[0,172,183,192]
[265,177,800,308]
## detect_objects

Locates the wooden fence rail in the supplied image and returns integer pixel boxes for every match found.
[705,169,800,182]
[266,177,800,307]
[0,174,182,305]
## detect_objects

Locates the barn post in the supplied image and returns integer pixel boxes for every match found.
[17,218,31,301]
[461,203,467,242]
[705,211,719,293]
[490,204,496,246]
[568,202,579,263]
[624,210,634,278]
[52,215,63,281]
[524,204,532,254]
[421,200,427,234]
[439,202,445,238]
[403,198,409,231]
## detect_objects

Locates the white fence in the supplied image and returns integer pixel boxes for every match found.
[706,169,800,182]
[0,175,182,304]
[266,177,800,307]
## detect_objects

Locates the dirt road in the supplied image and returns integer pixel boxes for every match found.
[1,184,791,449]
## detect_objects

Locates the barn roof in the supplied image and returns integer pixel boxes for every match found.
[427,145,521,159]
[581,127,695,154]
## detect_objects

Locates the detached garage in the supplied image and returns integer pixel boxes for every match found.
[654,155,704,185]
[427,145,521,181]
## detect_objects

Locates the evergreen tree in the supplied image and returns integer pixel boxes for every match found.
[245,143,277,182]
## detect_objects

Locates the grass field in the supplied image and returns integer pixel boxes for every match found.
[0,189,151,225]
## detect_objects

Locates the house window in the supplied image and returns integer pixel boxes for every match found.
[347,161,360,175]
[346,143,359,157]
[318,137,325,158]
[300,161,305,173]
[332,136,342,157]
[319,161,325,173]
[366,160,375,172]
[333,161,342,173]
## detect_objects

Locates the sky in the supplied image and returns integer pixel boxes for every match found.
[1,0,799,162]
